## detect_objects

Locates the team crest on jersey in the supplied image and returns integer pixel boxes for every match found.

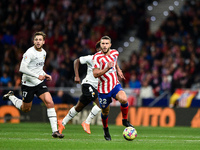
[24,56,27,60]
[92,60,96,66]
[44,55,46,60]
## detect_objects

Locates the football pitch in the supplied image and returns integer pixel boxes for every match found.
[0,123,199,150]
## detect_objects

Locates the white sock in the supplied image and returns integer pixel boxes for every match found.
[47,108,58,133]
[85,105,101,124]
[9,95,22,110]
[62,106,78,126]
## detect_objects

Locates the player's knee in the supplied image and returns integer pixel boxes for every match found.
[46,103,54,108]
[102,109,109,116]
[119,97,128,104]
[45,101,54,108]
[22,107,31,113]
[102,112,109,116]
[75,105,83,112]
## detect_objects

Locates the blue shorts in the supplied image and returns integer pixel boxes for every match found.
[98,84,124,109]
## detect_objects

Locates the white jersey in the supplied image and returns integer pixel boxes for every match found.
[20,46,46,87]
[79,55,98,89]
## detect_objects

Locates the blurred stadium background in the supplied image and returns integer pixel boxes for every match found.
[0,0,200,127]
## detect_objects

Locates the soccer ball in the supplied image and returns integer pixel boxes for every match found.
[123,127,137,141]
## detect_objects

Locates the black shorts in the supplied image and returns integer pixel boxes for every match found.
[79,83,98,105]
[21,81,49,103]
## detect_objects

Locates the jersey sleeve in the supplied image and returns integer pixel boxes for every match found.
[92,54,100,69]
[19,50,39,78]
[22,51,32,64]
[79,55,92,65]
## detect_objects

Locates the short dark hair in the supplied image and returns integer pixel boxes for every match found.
[100,36,111,43]
[33,31,46,40]
[95,41,101,49]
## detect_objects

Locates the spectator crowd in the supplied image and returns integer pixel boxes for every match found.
[0,0,150,96]
[118,0,200,102]
[1,0,200,103]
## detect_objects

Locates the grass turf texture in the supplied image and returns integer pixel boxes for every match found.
[0,123,200,150]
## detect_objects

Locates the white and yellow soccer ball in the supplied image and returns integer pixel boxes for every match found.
[123,127,137,141]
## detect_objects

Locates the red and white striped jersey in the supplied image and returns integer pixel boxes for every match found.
[92,49,119,93]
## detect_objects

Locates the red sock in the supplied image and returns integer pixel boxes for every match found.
[120,105,128,120]
[101,113,108,128]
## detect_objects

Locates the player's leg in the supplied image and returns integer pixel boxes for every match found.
[21,102,32,112]
[58,99,86,134]
[38,90,64,138]
[81,85,101,134]
[98,92,112,140]
[3,91,23,110]
[101,106,111,141]
[101,105,109,128]
[84,98,101,124]
[20,85,35,112]
[115,88,133,127]
[3,86,33,112]
[62,101,85,125]
[82,98,101,134]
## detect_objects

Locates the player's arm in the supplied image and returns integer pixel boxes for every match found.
[74,58,81,83]
[116,63,125,80]
[93,62,114,78]
[19,52,45,80]
[19,62,45,81]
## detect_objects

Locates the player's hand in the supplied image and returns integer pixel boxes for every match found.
[107,62,114,69]
[117,69,125,80]
[74,76,81,84]
[45,74,52,81]
[38,75,45,81]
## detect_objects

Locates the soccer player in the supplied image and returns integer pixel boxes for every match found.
[92,36,133,141]
[58,41,102,134]
[3,31,64,138]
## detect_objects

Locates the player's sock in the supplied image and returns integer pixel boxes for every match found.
[120,103,128,119]
[9,95,22,110]
[101,113,108,128]
[47,108,58,132]
[85,105,101,124]
[62,106,78,126]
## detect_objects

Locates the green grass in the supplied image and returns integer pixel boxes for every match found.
[0,123,200,150]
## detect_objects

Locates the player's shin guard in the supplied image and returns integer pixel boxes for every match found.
[47,108,58,132]
[101,113,108,128]
[85,105,101,124]
[9,95,22,110]
[62,106,78,126]
[120,103,128,120]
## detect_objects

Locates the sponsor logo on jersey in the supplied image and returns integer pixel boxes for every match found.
[42,86,47,88]
[36,62,44,66]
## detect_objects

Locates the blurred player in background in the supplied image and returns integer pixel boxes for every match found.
[58,41,102,134]
[3,31,64,138]
[93,36,133,141]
